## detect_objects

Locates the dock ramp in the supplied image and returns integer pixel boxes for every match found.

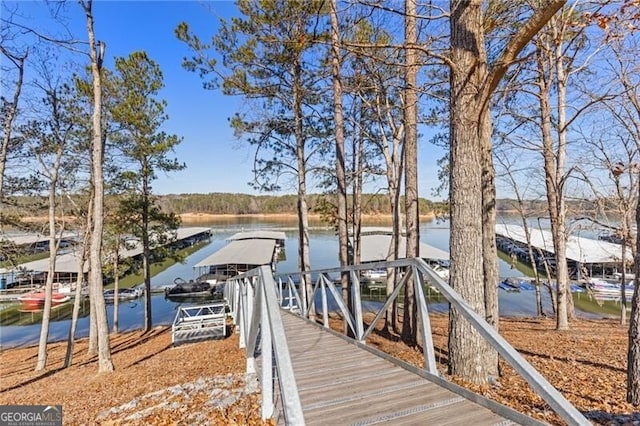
[171,302,227,345]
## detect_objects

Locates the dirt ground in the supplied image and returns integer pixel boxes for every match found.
[361,314,638,425]
[0,316,638,425]
[0,327,271,425]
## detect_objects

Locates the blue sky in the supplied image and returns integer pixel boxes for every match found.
[4,1,446,198]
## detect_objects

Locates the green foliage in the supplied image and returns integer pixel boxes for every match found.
[103,51,185,281]
[155,192,447,216]
[177,1,332,193]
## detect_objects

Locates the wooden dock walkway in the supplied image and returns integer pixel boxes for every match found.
[279,312,523,426]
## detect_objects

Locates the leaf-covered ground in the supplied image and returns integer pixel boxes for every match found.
[358,315,639,425]
[0,326,272,425]
[0,316,637,425]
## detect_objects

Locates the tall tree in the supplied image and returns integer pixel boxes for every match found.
[448,0,564,384]
[329,0,350,328]
[598,18,640,405]
[110,51,184,332]
[346,19,405,333]
[26,77,76,371]
[176,0,327,313]
[402,0,419,346]
[80,0,113,373]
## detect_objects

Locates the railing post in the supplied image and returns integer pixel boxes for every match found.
[413,266,438,376]
[260,280,274,419]
[276,277,282,305]
[300,273,308,318]
[321,277,329,327]
[350,270,364,341]
[238,280,247,349]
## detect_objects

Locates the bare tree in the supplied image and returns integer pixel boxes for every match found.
[598,27,640,405]
[28,77,76,371]
[0,46,26,201]
[329,0,351,334]
[81,0,113,373]
[402,0,419,347]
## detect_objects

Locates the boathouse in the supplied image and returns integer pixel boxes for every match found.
[194,231,286,282]
[355,227,449,264]
[2,227,213,288]
[495,223,632,279]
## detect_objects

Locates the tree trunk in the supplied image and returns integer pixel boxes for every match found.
[292,55,312,318]
[35,173,60,371]
[83,0,113,372]
[536,33,567,330]
[480,101,499,377]
[402,0,419,347]
[65,224,90,368]
[0,51,25,200]
[143,173,152,331]
[448,0,491,385]
[113,246,120,333]
[628,179,640,404]
[554,32,572,328]
[329,0,350,334]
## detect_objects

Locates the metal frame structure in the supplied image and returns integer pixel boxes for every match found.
[171,302,227,345]
[226,258,590,426]
[226,266,305,424]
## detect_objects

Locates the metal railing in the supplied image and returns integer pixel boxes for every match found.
[226,258,590,426]
[171,302,227,345]
[225,266,304,424]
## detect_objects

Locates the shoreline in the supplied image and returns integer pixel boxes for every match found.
[19,211,440,224]
[178,212,438,222]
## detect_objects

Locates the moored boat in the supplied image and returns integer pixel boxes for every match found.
[104,287,143,303]
[18,292,70,310]
[164,277,214,299]
[588,278,634,298]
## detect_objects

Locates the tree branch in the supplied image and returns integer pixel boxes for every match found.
[485,0,566,100]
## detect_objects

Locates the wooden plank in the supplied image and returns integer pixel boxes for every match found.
[296,362,400,389]
[303,383,465,425]
[299,371,435,405]
[386,399,509,426]
[277,313,516,426]
[290,351,381,371]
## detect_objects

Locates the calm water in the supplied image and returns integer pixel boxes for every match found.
[0,218,607,349]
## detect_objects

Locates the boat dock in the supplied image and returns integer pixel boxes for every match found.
[278,311,526,425]
[496,223,631,280]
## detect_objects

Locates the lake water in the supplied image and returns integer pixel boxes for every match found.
[0,218,608,349]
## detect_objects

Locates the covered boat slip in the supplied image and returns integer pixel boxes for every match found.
[359,234,449,263]
[227,230,286,247]
[194,238,280,280]
[1,227,213,287]
[495,223,631,279]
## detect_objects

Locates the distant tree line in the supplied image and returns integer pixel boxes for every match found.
[155,192,447,216]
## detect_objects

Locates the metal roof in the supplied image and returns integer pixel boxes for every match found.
[360,234,449,263]
[495,223,631,264]
[194,239,277,268]
[118,227,213,259]
[18,252,88,274]
[1,231,78,246]
[227,231,286,242]
[13,227,213,274]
